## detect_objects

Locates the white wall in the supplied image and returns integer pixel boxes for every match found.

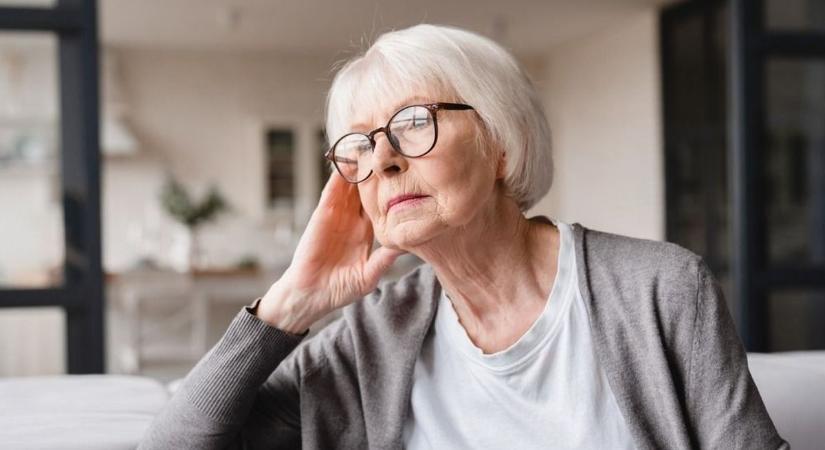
[528,10,664,241]
[103,48,335,272]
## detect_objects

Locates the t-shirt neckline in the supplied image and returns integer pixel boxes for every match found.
[435,217,576,373]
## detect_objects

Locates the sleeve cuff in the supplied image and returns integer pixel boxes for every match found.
[181,303,309,424]
[245,297,310,338]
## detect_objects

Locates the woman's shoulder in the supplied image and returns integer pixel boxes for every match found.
[573,223,712,312]
[575,224,725,371]
[574,223,707,287]
[575,223,702,270]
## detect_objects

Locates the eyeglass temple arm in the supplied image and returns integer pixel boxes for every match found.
[433,102,474,111]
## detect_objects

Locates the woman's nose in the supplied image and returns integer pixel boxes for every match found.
[371,132,407,177]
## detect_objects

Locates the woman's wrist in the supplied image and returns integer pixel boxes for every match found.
[255,281,322,335]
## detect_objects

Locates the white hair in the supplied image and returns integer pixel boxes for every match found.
[325,24,553,211]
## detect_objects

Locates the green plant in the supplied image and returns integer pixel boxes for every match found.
[160,176,228,228]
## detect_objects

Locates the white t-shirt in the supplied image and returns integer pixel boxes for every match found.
[402,219,636,449]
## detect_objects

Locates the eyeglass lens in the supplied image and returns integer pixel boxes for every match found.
[331,105,436,182]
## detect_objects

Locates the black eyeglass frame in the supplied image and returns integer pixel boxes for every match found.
[324,102,475,184]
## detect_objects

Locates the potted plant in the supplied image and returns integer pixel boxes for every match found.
[159,176,228,272]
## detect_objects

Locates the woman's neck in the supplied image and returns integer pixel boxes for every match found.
[411,194,559,351]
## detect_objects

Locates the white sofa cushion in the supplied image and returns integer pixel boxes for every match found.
[1,354,822,449]
[0,375,168,449]
[748,351,825,450]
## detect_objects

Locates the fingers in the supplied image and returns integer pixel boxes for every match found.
[313,173,353,227]
[320,171,363,211]
[319,170,347,204]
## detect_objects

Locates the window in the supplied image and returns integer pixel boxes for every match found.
[265,129,295,210]
[662,0,825,351]
[0,32,63,290]
[661,0,731,308]
[0,0,104,373]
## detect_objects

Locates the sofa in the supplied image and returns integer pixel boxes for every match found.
[1,351,822,449]
[747,351,825,450]
[0,375,166,449]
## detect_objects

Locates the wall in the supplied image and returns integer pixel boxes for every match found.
[528,10,664,241]
[103,48,336,272]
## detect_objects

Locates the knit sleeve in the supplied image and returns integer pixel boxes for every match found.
[138,305,308,449]
[686,258,790,449]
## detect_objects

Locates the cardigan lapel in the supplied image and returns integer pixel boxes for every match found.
[569,222,645,446]
[570,222,693,450]
[358,264,441,450]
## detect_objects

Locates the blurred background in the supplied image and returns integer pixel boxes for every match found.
[0,0,822,381]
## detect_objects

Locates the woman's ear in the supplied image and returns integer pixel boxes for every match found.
[495,151,507,179]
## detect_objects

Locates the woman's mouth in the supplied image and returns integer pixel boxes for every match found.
[387,194,429,212]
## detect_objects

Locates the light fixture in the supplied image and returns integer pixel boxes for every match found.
[101,49,139,156]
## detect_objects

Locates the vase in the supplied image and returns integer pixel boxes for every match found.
[187,227,201,273]
[170,226,200,273]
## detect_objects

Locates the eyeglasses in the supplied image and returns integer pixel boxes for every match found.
[324,102,475,184]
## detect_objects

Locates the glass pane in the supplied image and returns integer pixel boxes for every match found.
[266,129,294,209]
[769,290,825,351]
[664,4,731,278]
[0,32,63,288]
[667,13,708,254]
[0,307,65,376]
[764,59,825,269]
[766,0,825,32]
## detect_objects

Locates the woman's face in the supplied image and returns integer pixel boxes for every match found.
[348,94,503,251]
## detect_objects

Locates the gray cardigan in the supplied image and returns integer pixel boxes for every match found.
[140,222,789,449]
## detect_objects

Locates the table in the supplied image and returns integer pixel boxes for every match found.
[106,266,287,374]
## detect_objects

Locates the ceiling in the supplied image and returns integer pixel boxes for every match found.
[99,0,672,57]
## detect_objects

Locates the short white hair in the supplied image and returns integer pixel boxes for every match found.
[325,24,553,211]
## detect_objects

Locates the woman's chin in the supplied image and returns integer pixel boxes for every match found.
[382,219,440,250]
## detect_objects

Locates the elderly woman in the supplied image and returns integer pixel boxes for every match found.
[141,24,787,449]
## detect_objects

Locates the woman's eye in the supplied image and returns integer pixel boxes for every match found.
[399,119,414,129]
[398,117,427,130]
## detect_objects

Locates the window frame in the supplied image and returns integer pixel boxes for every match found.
[661,0,825,351]
[0,0,104,373]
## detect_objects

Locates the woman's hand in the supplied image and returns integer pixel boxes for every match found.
[256,171,406,333]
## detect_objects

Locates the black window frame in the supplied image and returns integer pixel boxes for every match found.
[662,0,825,352]
[0,0,103,373]
[731,0,825,351]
